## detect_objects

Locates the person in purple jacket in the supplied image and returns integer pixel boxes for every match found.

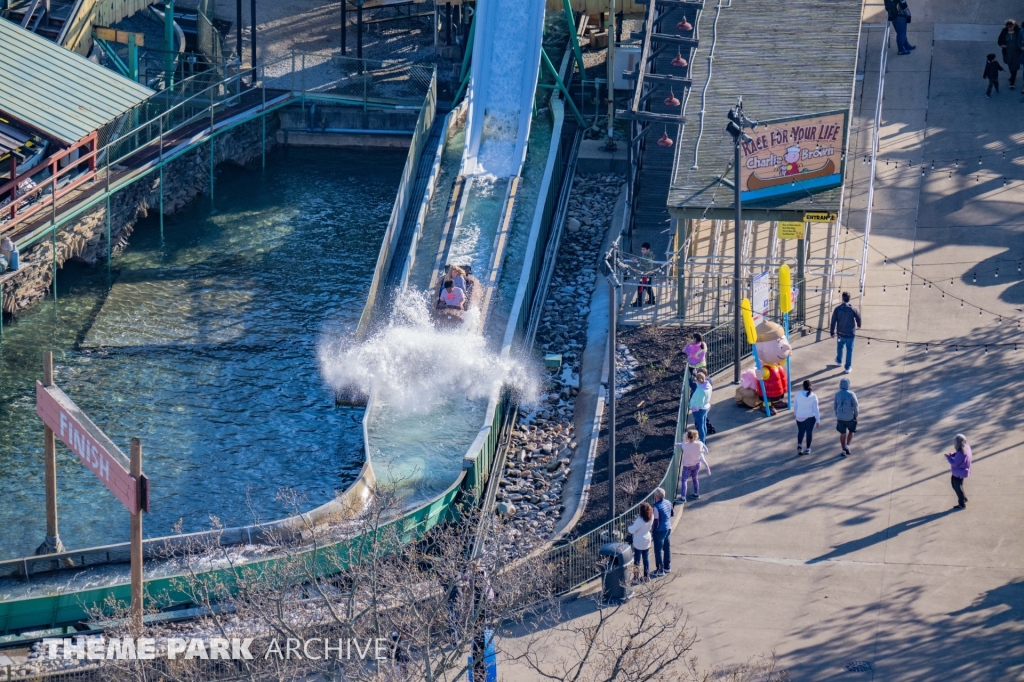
[944,433,972,509]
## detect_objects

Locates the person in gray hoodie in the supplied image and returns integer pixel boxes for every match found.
[833,378,859,456]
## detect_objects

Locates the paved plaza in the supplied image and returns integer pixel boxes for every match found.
[504,1,1024,679]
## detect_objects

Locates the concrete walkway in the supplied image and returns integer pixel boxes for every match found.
[501,1,1024,679]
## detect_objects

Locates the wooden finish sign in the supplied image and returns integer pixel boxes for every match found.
[739,111,847,203]
[36,382,149,515]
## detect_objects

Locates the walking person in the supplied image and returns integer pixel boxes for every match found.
[674,428,711,502]
[684,332,707,393]
[984,53,1005,97]
[998,20,1023,89]
[884,0,915,55]
[834,378,859,457]
[650,488,673,576]
[630,242,657,306]
[627,502,654,582]
[793,379,820,456]
[689,369,712,443]
[944,434,972,509]
[829,291,862,373]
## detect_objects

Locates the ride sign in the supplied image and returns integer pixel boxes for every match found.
[36,382,149,515]
[739,111,847,203]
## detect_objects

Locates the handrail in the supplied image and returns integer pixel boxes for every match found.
[858,22,890,295]
[3,51,415,245]
[354,68,438,340]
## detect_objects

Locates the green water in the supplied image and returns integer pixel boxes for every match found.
[0,147,405,561]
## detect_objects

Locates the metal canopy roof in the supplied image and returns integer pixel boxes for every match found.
[0,18,153,145]
[667,0,861,218]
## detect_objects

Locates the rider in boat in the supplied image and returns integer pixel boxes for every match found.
[437,280,466,309]
[447,265,468,293]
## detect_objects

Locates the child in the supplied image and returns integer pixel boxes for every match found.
[684,333,707,392]
[985,53,1004,97]
[627,502,654,582]
[674,428,711,503]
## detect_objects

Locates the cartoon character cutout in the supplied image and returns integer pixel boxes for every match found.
[780,145,802,176]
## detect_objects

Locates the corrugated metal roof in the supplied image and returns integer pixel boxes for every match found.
[667,0,861,217]
[0,18,153,145]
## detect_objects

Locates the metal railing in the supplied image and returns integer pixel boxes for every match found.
[3,51,418,248]
[355,68,438,339]
[264,53,435,107]
[545,366,691,595]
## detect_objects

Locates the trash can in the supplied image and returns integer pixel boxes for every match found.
[599,542,633,603]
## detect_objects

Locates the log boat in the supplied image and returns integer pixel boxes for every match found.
[745,158,837,192]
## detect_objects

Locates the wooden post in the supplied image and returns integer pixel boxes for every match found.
[37,351,64,556]
[130,437,143,631]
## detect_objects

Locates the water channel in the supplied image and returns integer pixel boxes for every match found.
[0,147,405,561]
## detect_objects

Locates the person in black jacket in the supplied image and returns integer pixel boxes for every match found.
[883,0,916,55]
[998,21,1023,89]
[985,54,1005,97]
[829,292,862,374]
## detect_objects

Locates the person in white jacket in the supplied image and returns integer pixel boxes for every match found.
[793,379,821,456]
[627,502,655,581]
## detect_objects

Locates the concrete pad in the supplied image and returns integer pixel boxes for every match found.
[934,23,1004,41]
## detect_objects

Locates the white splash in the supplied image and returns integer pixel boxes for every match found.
[318,289,539,414]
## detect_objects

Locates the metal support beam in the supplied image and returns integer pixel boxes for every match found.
[649,34,698,49]
[164,0,175,87]
[127,33,139,82]
[209,137,215,209]
[541,48,587,127]
[562,0,586,84]
[655,0,705,10]
[626,72,692,87]
[250,0,257,73]
[616,110,685,125]
[341,0,346,54]
[357,0,363,69]
[458,12,475,84]
[237,0,243,59]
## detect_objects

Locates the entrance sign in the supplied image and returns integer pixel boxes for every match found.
[803,211,837,223]
[739,111,847,203]
[777,221,805,239]
[36,382,149,515]
[752,271,771,322]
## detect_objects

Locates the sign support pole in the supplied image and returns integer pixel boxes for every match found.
[130,437,143,631]
[37,351,64,556]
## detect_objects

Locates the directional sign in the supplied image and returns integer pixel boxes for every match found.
[36,382,149,515]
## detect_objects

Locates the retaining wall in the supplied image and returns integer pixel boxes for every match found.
[1,114,281,317]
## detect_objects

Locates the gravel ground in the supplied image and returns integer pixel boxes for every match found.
[493,173,624,544]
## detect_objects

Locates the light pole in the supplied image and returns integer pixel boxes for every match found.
[726,99,756,384]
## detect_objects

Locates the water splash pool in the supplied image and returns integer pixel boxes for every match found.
[0,147,405,561]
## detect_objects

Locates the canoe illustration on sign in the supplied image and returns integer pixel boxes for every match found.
[746,159,837,192]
